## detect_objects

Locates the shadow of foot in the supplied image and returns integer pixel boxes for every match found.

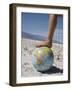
[38,66,63,74]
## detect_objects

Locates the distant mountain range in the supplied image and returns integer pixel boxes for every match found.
[22,32,62,44]
[22,31,46,41]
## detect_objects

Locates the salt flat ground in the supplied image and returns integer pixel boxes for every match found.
[21,38,63,77]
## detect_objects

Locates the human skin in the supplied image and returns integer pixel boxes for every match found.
[36,14,57,48]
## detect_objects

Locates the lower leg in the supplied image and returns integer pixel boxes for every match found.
[36,14,57,48]
[48,14,57,42]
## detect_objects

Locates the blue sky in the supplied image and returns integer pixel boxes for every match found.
[21,12,63,43]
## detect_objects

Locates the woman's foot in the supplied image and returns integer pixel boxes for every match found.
[36,39,52,48]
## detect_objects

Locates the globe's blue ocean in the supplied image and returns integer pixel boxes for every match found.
[32,47,54,71]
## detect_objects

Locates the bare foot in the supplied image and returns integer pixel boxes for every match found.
[36,39,52,48]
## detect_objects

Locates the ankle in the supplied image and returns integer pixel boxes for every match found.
[44,38,52,43]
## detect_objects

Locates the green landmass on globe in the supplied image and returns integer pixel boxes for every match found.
[32,47,54,71]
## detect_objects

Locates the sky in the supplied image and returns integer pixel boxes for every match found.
[21,12,63,43]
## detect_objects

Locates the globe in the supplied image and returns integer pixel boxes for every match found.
[32,47,54,71]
